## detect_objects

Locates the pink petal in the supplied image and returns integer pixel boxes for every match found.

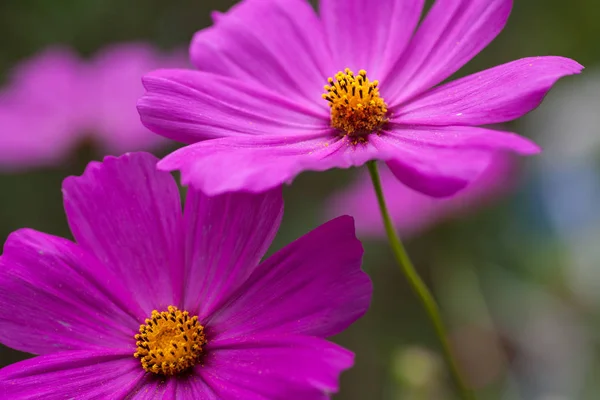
[126,379,177,400]
[6,47,85,125]
[328,154,516,238]
[378,126,539,197]
[189,0,331,105]
[387,125,540,155]
[183,188,284,321]
[205,216,370,340]
[320,0,424,77]
[0,230,141,354]
[199,335,353,399]
[126,374,219,399]
[158,135,384,195]
[0,103,78,171]
[168,376,221,400]
[0,48,84,170]
[382,0,513,106]
[380,140,492,197]
[393,56,583,125]
[138,69,329,144]
[85,42,187,153]
[0,350,145,399]
[62,152,184,314]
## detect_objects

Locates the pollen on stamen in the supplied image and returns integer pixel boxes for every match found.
[133,306,206,376]
[322,68,388,143]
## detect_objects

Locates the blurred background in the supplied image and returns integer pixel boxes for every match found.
[0,0,598,399]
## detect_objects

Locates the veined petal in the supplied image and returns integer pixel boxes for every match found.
[205,216,370,340]
[376,133,497,197]
[0,350,144,399]
[393,57,584,125]
[62,152,184,314]
[126,375,221,399]
[320,0,424,77]
[199,335,353,399]
[183,188,283,321]
[126,379,176,400]
[139,69,329,144]
[0,230,141,354]
[158,134,384,195]
[169,376,221,400]
[190,0,331,105]
[387,125,540,155]
[382,0,513,106]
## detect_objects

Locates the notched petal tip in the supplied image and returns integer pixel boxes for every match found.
[62,152,160,196]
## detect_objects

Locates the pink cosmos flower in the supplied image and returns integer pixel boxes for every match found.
[0,152,371,399]
[0,48,84,170]
[328,153,516,238]
[0,43,184,170]
[138,0,582,197]
[83,43,186,154]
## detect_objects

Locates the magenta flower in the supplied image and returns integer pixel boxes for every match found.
[138,0,582,197]
[0,48,84,169]
[0,152,371,398]
[0,43,185,170]
[83,43,186,154]
[328,153,516,238]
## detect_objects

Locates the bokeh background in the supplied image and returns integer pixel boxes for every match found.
[1,1,599,399]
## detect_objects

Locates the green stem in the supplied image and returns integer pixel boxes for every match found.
[366,161,474,400]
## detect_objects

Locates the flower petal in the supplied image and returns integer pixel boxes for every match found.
[376,125,539,197]
[380,141,491,197]
[183,188,284,321]
[138,69,329,144]
[170,376,221,400]
[199,335,353,399]
[0,48,84,170]
[0,104,78,170]
[320,0,425,77]
[382,0,513,105]
[189,0,331,105]
[0,350,144,399]
[62,152,184,314]
[158,135,383,195]
[0,230,141,354]
[86,43,184,153]
[393,56,584,125]
[387,125,541,155]
[126,372,220,399]
[205,216,370,340]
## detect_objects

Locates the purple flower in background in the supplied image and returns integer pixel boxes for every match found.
[83,43,185,153]
[0,48,84,169]
[0,43,185,170]
[138,0,581,197]
[328,153,516,238]
[0,152,371,398]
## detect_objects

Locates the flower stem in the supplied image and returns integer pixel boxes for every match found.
[366,161,474,400]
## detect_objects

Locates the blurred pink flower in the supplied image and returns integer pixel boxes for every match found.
[0,48,84,170]
[84,43,186,154]
[0,43,186,170]
[327,153,516,238]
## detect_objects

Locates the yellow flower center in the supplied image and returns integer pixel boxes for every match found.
[134,306,206,376]
[322,68,388,142]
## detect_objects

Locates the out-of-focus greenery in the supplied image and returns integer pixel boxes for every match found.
[1,1,600,399]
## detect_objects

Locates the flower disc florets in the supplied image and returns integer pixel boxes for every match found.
[322,68,388,142]
[134,306,206,376]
